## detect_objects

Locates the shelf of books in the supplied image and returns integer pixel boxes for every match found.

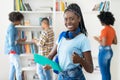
[14,0,54,11]
[92,0,111,12]
[55,0,111,14]
[14,0,54,79]
[14,0,54,27]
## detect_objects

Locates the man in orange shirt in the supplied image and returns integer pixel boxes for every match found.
[94,12,117,80]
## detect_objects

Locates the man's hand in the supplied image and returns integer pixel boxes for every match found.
[32,39,38,44]
[17,38,26,43]
[94,36,99,41]
[43,65,51,70]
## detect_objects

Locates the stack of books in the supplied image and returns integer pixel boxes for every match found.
[92,1,110,12]
[14,0,32,11]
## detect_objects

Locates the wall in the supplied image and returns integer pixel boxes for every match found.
[110,1,120,80]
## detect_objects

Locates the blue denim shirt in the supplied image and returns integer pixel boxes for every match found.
[4,23,20,55]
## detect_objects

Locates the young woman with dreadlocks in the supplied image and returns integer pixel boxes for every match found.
[44,3,94,80]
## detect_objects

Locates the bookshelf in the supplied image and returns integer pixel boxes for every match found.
[14,0,54,79]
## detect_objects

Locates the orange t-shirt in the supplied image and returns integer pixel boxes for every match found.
[99,26,116,46]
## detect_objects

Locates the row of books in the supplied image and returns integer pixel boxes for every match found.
[19,44,38,54]
[18,30,41,41]
[56,0,67,11]
[14,0,32,11]
[92,1,110,12]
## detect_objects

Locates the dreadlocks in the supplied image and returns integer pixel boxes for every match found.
[64,3,88,36]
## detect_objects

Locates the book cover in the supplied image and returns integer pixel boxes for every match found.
[92,3,100,11]
[19,0,24,11]
[25,44,31,53]
[99,2,104,11]
[56,1,60,11]
[21,30,25,39]
[25,31,32,41]
[24,3,32,11]
[22,44,25,53]
[16,0,20,11]
[104,1,110,11]
[30,44,34,54]
[60,1,65,11]
[102,1,107,11]
[32,31,40,40]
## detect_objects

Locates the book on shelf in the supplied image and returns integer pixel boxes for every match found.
[14,0,25,11]
[20,44,38,54]
[24,3,32,11]
[18,30,41,42]
[56,0,66,11]
[60,1,65,11]
[56,0,60,11]
[92,1,110,12]
[32,31,41,40]
[103,1,110,11]
[25,44,31,53]
[25,31,32,41]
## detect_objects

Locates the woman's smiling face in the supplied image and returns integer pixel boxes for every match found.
[64,11,81,32]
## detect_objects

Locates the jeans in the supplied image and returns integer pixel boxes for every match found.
[9,54,22,80]
[36,64,52,80]
[58,66,85,80]
[99,46,113,80]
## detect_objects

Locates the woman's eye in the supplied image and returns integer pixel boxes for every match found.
[70,18,74,21]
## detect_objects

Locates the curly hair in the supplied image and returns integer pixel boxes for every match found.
[9,12,24,22]
[97,11,115,25]
[64,3,88,36]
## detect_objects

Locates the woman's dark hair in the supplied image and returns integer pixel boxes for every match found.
[97,11,115,25]
[9,12,24,22]
[64,3,88,36]
[41,17,49,25]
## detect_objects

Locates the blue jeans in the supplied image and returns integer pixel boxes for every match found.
[58,66,85,80]
[9,54,22,80]
[37,64,52,80]
[99,46,113,80]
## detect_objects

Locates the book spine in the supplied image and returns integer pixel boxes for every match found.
[60,1,65,11]
[99,2,103,11]
[16,0,20,11]
[56,1,59,11]
[19,0,24,11]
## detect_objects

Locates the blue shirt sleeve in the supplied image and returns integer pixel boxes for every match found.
[80,37,91,52]
[8,28,16,51]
